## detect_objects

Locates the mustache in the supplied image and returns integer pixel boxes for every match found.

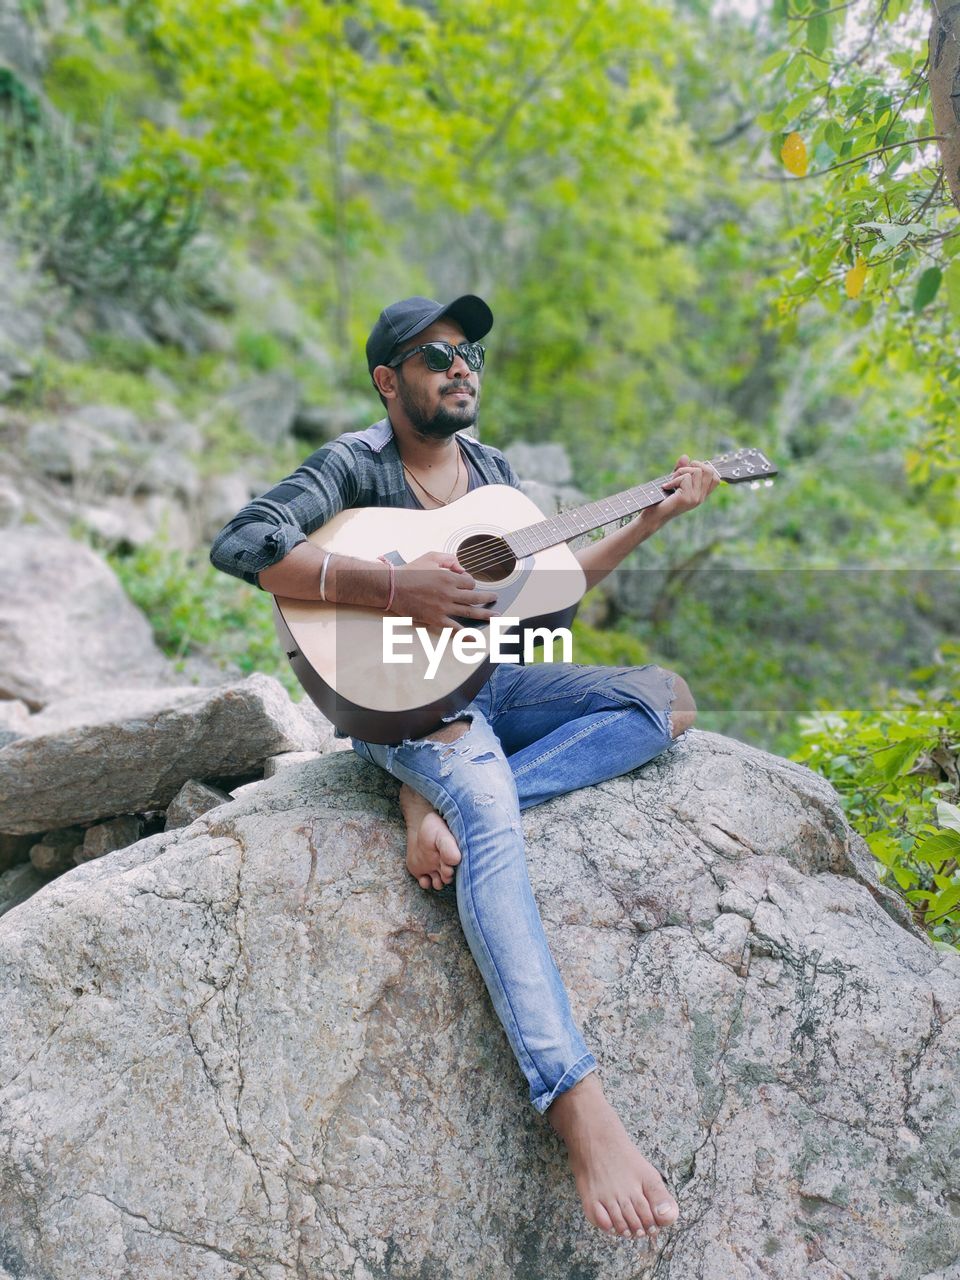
[440,382,476,396]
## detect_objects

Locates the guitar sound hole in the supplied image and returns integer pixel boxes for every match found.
[456,534,516,583]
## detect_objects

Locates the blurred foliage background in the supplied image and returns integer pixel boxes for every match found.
[2,0,957,940]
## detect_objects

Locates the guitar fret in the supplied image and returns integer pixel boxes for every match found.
[504,448,775,558]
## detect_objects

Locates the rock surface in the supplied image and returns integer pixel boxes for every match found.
[221,373,301,446]
[164,779,233,831]
[0,529,176,708]
[0,674,319,834]
[0,732,957,1280]
[0,863,47,920]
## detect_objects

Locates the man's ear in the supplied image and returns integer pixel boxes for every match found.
[372,364,397,401]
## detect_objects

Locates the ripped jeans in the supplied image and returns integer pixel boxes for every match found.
[351,660,677,1114]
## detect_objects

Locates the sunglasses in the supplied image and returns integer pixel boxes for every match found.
[387,339,485,373]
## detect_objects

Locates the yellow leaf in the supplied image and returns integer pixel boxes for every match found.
[845,257,868,298]
[780,131,808,177]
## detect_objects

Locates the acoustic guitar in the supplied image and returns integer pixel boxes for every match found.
[272,447,778,743]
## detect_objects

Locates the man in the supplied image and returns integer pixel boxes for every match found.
[210,294,719,1244]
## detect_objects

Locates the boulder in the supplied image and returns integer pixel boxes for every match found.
[164,780,232,831]
[24,408,200,500]
[0,863,46,921]
[0,733,957,1280]
[79,816,143,863]
[29,826,85,875]
[197,471,258,543]
[504,440,574,486]
[0,674,319,835]
[263,751,322,778]
[292,401,371,444]
[0,2,42,84]
[0,529,176,708]
[0,242,48,378]
[221,372,301,446]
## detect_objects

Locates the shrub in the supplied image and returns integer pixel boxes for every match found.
[105,538,300,700]
[793,644,960,950]
[0,105,204,307]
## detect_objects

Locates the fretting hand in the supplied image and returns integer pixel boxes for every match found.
[657,455,720,521]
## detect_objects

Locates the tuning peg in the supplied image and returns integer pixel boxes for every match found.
[750,481,760,490]
[764,479,774,487]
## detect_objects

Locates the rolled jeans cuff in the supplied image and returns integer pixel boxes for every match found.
[532,1052,598,1115]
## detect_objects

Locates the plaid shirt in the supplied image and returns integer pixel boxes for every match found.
[209,418,522,588]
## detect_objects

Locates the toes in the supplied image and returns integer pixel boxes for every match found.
[418,874,431,890]
[618,1198,646,1239]
[590,1201,614,1234]
[631,1193,656,1235]
[436,833,461,866]
[604,1199,631,1238]
[653,1195,679,1226]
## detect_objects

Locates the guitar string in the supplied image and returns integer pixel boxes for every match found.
[448,481,672,578]
[449,459,760,578]
[371,453,768,582]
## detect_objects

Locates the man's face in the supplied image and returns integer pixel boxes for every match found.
[391,319,481,439]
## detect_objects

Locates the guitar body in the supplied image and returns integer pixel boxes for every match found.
[273,485,587,744]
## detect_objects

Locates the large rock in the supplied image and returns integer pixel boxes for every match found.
[24,407,200,500]
[0,674,319,834]
[0,0,67,87]
[221,372,301,446]
[504,440,574,486]
[0,734,957,1279]
[0,529,176,708]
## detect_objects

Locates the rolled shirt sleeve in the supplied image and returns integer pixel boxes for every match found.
[209,441,361,587]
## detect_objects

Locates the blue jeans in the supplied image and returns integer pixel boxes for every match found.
[351,660,678,1114]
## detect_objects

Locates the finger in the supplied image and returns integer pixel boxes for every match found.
[442,615,472,633]
[455,589,498,605]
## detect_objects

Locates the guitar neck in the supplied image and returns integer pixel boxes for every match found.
[503,472,681,557]
[502,445,778,556]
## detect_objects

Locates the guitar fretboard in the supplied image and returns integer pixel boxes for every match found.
[505,477,674,557]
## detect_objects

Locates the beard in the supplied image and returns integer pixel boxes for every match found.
[396,372,479,439]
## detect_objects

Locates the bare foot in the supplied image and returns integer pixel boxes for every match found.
[398,783,462,892]
[547,1073,679,1241]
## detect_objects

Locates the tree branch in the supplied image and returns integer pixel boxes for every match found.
[758,134,945,182]
[473,8,596,166]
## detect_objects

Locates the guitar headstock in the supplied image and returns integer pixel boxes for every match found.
[710,447,778,486]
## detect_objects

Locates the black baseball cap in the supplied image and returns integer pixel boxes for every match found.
[365,294,493,376]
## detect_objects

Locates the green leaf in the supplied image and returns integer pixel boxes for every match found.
[936,800,960,834]
[872,738,924,782]
[807,14,828,56]
[760,50,791,75]
[928,882,960,918]
[913,831,960,863]
[824,121,844,152]
[857,220,911,248]
[913,267,942,312]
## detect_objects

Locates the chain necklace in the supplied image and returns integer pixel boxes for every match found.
[402,442,463,507]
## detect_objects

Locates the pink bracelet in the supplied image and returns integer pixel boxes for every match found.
[378,556,396,611]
